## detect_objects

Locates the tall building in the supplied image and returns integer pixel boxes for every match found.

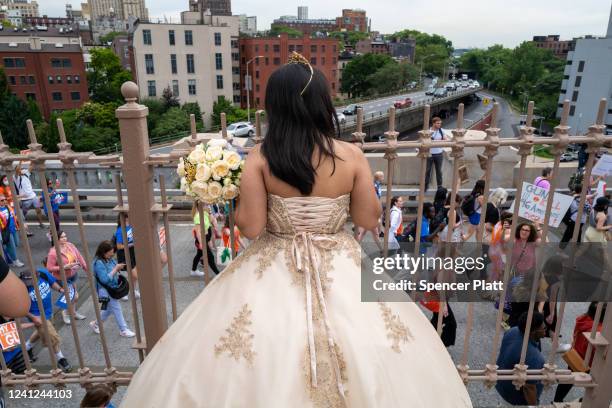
[532,35,575,59]
[188,0,231,17]
[238,14,256,36]
[557,6,612,135]
[89,0,147,21]
[130,16,239,123]
[238,33,339,110]
[0,37,89,119]
[297,6,308,20]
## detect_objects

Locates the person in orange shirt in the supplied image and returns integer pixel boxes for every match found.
[0,175,14,208]
[222,216,246,256]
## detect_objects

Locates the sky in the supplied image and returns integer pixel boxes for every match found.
[39,0,611,48]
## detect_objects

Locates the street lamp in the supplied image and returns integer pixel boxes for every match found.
[245,55,264,123]
[418,54,436,87]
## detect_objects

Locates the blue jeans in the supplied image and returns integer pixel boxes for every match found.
[98,287,128,332]
[3,233,19,262]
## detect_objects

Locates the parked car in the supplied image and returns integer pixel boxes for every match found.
[408,81,418,88]
[433,88,448,98]
[343,104,361,115]
[393,97,413,109]
[445,82,457,91]
[468,83,477,89]
[560,152,578,162]
[227,122,255,137]
[335,112,346,124]
[473,81,480,88]
[425,86,435,95]
[461,81,469,88]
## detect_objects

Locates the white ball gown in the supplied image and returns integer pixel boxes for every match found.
[121,194,473,407]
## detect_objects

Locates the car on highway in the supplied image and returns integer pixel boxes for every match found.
[433,87,448,98]
[393,97,413,109]
[227,122,255,137]
[461,81,469,88]
[425,85,435,95]
[560,151,578,162]
[473,81,480,88]
[343,104,361,115]
[445,82,457,91]
[469,83,477,89]
[336,112,346,124]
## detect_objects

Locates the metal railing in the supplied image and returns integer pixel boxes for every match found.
[0,80,610,408]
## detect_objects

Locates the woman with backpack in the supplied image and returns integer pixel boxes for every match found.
[462,180,485,242]
[89,240,135,338]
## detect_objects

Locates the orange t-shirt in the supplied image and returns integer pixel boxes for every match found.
[222,226,240,253]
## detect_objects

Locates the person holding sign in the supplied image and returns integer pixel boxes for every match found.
[19,265,72,373]
[0,255,30,407]
[42,179,65,233]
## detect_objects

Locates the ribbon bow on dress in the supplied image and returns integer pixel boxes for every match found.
[291,231,347,404]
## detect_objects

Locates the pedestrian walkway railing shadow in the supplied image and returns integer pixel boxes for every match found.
[1,80,611,407]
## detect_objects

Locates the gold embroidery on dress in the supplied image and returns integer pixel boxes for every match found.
[378,302,413,353]
[214,304,256,365]
[302,293,348,407]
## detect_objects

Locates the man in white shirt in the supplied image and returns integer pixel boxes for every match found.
[13,165,45,236]
[425,116,448,191]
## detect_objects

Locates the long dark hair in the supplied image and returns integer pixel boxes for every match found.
[262,63,340,195]
[471,180,485,197]
[95,240,114,260]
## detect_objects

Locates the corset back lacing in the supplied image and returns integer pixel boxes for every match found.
[268,195,348,404]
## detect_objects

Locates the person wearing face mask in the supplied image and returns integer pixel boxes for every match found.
[0,195,24,267]
[0,175,14,208]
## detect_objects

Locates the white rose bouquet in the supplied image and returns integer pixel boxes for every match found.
[178,139,244,204]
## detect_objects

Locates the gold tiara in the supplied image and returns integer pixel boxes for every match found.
[287,51,314,96]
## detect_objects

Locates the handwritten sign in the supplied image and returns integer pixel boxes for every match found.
[592,154,612,177]
[0,321,20,351]
[509,182,574,228]
[55,283,76,310]
[595,180,607,201]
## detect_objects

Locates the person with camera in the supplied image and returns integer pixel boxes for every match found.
[89,240,135,338]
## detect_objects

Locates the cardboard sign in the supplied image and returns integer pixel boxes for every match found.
[592,154,612,177]
[509,182,574,228]
[0,321,20,351]
[55,283,76,310]
[595,180,607,201]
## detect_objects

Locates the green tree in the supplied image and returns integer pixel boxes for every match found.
[0,95,30,148]
[99,31,127,44]
[162,86,180,110]
[328,31,369,50]
[211,97,248,128]
[141,98,167,133]
[151,107,190,139]
[182,102,203,128]
[366,61,418,95]
[269,25,303,38]
[0,67,8,98]
[87,48,132,103]
[340,53,394,98]
[459,42,563,119]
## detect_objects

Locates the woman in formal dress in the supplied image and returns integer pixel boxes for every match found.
[121,53,472,408]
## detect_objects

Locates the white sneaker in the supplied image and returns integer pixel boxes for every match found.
[190,270,205,277]
[89,321,100,334]
[134,290,140,299]
[121,295,129,302]
[11,260,24,267]
[120,329,136,338]
[74,311,87,320]
[556,343,572,354]
[62,310,71,325]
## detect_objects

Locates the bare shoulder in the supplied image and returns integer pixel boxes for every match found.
[245,144,265,166]
[333,139,364,160]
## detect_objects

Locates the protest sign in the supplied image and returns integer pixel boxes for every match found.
[592,154,612,177]
[0,321,20,351]
[509,182,573,228]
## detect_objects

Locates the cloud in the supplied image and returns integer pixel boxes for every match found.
[41,0,612,48]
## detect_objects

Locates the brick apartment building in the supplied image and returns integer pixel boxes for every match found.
[335,9,368,32]
[356,37,388,55]
[532,35,575,59]
[238,33,339,110]
[0,39,88,119]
